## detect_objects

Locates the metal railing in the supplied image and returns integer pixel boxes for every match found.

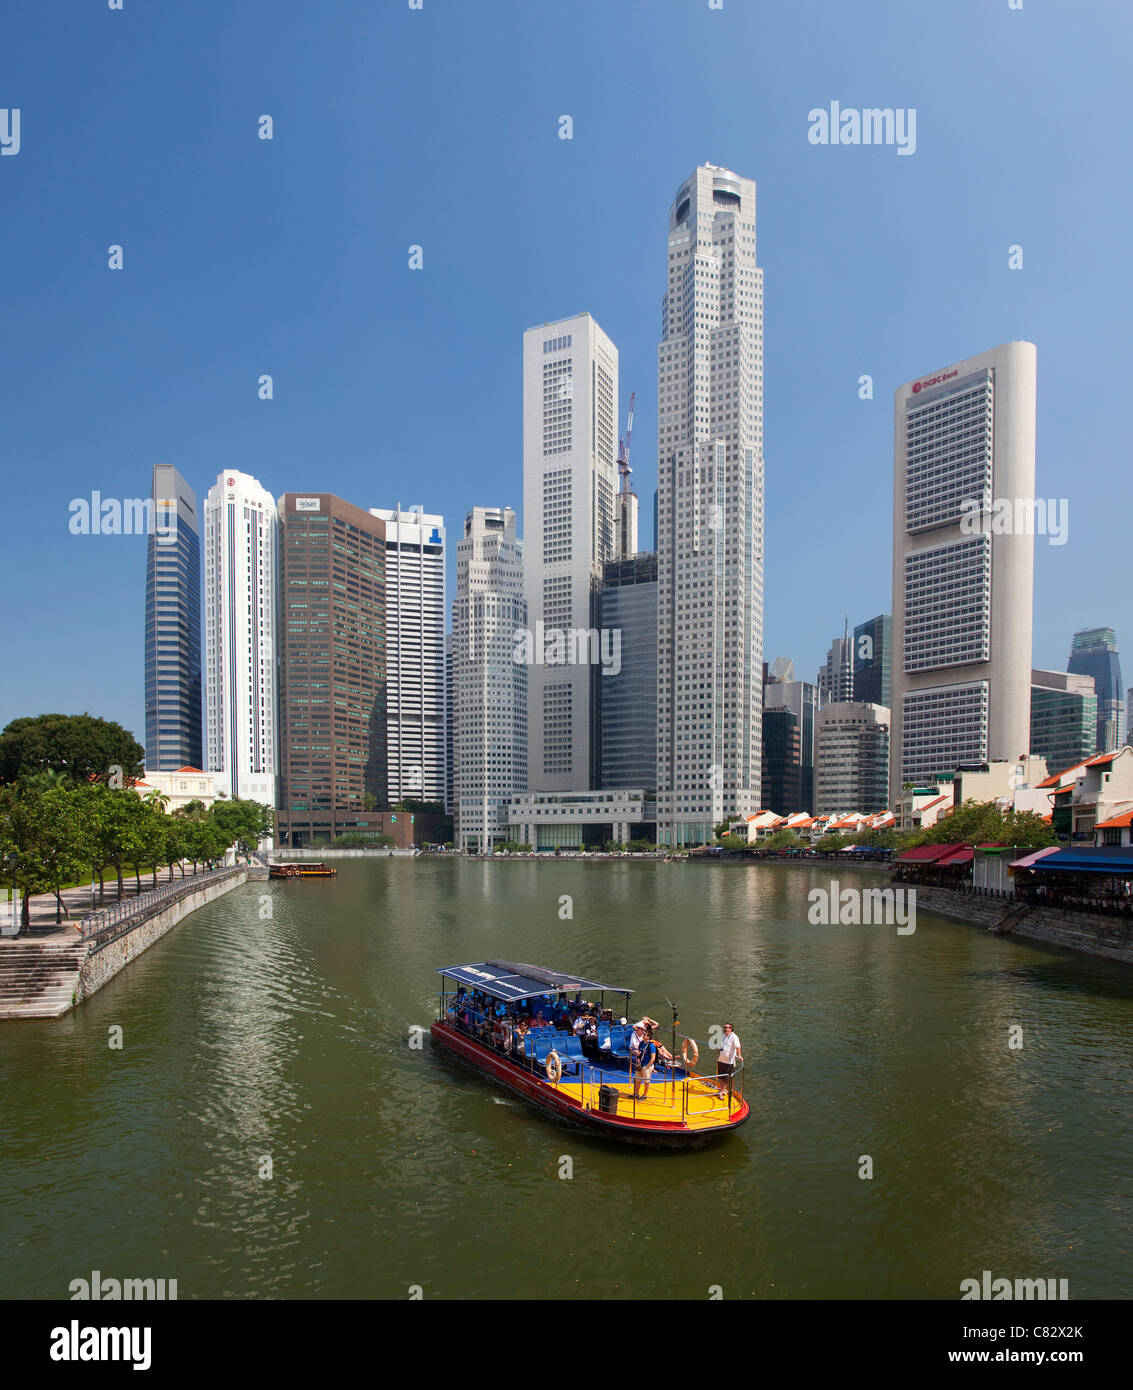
[78,866,243,941]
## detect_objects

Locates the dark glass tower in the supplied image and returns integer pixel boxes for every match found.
[1067,628,1124,752]
[599,553,658,791]
[143,465,202,769]
[854,613,892,709]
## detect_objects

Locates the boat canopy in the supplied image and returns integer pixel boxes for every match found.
[436,959,633,1004]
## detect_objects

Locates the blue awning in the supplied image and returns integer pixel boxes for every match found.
[436,960,633,1004]
[1029,849,1133,874]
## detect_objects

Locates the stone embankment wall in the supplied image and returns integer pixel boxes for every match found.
[912,885,1133,966]
[78,870,249,1002]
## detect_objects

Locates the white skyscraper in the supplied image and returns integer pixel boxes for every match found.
[203,470,278,805]
[890,342,1037,802]
[656,165,765,846]
[523,313,618,791]
[453,507,527,852]
[368,504,446,804]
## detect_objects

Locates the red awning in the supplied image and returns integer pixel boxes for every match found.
[937,846,974,866]
[894,844,958,864]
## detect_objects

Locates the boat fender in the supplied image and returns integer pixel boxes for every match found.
[681,1037,698,1067]
[545,1051,563,1083]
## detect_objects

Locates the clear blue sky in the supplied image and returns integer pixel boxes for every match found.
[1,0,1130,744]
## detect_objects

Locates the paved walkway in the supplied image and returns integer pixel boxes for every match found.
[0,872,215,944]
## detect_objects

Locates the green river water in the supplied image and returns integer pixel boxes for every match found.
[1,859,1130,1300]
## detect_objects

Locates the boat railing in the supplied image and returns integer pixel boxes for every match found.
[678,1052,744,1120]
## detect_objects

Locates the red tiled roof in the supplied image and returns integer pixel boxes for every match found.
[1037,759,1091,789]
[173,766,208,774]
[1085,752,1118,768]
[1095,810,1133,829]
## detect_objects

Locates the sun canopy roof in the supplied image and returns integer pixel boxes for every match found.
[436,960,633,1004]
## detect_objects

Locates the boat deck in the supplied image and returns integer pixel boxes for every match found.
[435,1023,745,1135]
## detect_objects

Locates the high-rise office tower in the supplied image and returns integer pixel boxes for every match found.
[203,470,278,805]
[817,623,854,707]
[815,703,890,814]
[144,464,202,770]
[275,494,387,847]
[763,657,817,814]
[444,634,454,817]
[854,613,892,709]
[761,704,802,815]
[368,505,446,804]
[452,507,527,853]
[1030,669,1097,778]
[1067,628,1124,752]
[655,165,764,846]
[523,313,619,792]
[599,553,658,791]
[890,342,1037,802]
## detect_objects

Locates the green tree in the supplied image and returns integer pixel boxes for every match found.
[763,829,805,851]
[0,714,145,787]
[209,799,273,860]
[0,785,88,928]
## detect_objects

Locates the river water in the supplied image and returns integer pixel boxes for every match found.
[1,859,1130,1300]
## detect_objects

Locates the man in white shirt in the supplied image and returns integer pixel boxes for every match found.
[716,1023,742,1103]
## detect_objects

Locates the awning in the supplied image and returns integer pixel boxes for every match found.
[937,846,974,866]
[1010,846,1061,869]
[1027,851,1133,875]
[894,844,958,864]
[436,960,633,1004]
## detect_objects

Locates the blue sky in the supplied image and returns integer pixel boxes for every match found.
[1,0,1130,743]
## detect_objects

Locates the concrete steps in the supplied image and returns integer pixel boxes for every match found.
[0,942,87,1019]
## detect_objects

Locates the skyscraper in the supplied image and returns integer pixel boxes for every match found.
[1067,628,1124,752]
[523,313,618,792]
[203,470,278,805]
[275,494,387,847]
[890,342,1036,802]
[1030,669,1097,778]
[599,552,657,791]
[452,507,527,853]
[817,624,854,707]
[655,165,764,846]
[815,703,890,813]
[143,464,201,770]
[368,505,446,804]
[853,613,892,709]
[763,658,816,815]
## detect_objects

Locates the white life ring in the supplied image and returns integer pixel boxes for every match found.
[681,1037,699,1067]
[545,1050,563,1083]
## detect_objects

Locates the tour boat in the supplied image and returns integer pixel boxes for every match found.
[268,862,338,878]
[431,960,749,1148]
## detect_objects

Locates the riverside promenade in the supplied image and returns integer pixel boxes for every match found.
[0,863,266,1019]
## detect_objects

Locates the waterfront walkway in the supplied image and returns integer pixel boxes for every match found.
[0,873,219,943]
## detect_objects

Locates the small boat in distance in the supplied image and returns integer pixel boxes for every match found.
[431,960,749,1148]
[268,862,338,878]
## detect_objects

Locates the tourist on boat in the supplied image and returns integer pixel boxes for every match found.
[716,1023,742,1101]
[632,1025,658,1100]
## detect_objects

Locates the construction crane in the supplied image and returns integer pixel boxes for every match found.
[617,392,636,493]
